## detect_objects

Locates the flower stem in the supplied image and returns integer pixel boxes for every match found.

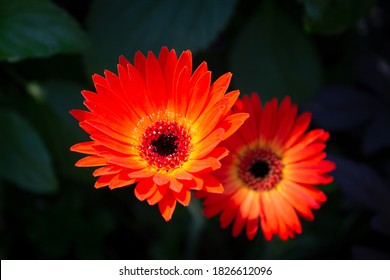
[185,198,205,259]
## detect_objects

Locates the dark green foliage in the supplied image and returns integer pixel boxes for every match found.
[1,0,389,260]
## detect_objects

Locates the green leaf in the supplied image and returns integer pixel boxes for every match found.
[85,0,237,73]
[0,110,58,193]
[229,0,322,103]
[302,0,375,34]
[0,0,90,62]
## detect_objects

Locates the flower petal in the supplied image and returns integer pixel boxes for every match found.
[158,190,177,221]
[134,178,156,201]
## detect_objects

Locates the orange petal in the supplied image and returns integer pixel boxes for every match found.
[109,173,136,189]
[232,190,254,237]
[153,172,170,186]
[70,141,96,154]
[129,168,156,179]
[280,180,324,219]
[219,112,250,141]
[91,133,131,154]
[287,160,336,174]
[75,155,107,167]
[146,184,169,205]
[186,67,210,121]
[184,158,221,173]
[107,155,146,170]
[272,192,302,234]
[158,190,177,221]
[284,170,333,185]
[169,176,183,192]
[86,119,134,145]
[206,72,232,111]
[185,175,204,191]
[174,169,193,181]
[193,128,224,159]
[259,192,279,237]
[193,102,227,142]
[93,165,121,177]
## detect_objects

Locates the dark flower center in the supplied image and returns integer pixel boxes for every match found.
[238,149,283,191]
[151,134,178,156]
[250,160,270,178]
[140,120,191,171]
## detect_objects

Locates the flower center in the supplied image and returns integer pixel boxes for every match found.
[151,134,178,156]
[238,149,283,191]
[139,120,192,171]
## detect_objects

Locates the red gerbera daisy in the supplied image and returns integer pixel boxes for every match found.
[198,93,335,240]
[70,47,249,221]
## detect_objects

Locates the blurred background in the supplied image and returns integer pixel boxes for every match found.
[1,0,390,260]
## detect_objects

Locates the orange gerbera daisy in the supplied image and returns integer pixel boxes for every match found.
[198,93,335,240]
[70,47,249,221]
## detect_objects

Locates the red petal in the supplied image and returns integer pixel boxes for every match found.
[173,187,191,206]
[119,55,130,68]
[134,50,147,76]
[283,112,312,150]
[146,51,166,110]
[219,189,246,228]
[259,98,277,144]
[70,109,90,122]
[94,174,115,188]
[158,46,170,70]
[134,179,156,201]
[164,49,178,112]
[202,174,223,193]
